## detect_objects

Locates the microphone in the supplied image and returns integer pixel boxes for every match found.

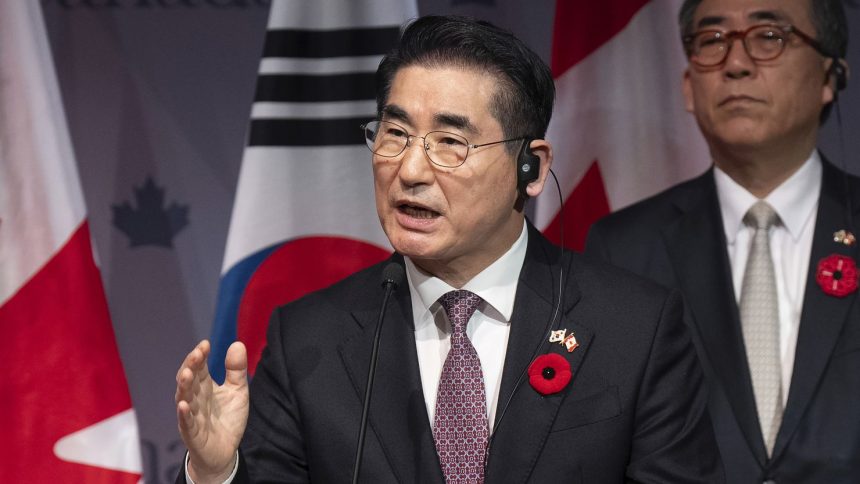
[351,262,405,484]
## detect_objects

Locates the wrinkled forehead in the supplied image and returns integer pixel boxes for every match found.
[692,0,814,31]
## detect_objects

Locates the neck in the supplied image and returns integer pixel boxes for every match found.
[711,142,815,198]
[415,264,476,289]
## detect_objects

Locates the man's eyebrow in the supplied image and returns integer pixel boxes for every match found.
[696,11,786,30]
[748,10,785,24]
[380,106,481,135]
[434,112,480,136]
[381,105,410,124]
[696,15,726,29]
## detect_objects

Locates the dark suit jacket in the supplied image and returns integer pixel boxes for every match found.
[586,160,860,484]
[188,226,723,483]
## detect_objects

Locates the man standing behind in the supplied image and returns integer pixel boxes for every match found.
[175,15,723,484]
[587,0,860,482]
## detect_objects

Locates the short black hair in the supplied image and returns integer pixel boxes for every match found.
[678,0,848,58]
[376,15,555,149]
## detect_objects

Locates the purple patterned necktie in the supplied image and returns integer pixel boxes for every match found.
[434,290,488,483]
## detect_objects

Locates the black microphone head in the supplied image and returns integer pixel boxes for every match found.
[381,262,405,289]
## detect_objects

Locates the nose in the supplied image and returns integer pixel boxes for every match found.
[723,37,756,79]
[397,135,435,187]
[404,134,432,152]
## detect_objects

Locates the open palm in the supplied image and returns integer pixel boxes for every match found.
[176,340,249,482]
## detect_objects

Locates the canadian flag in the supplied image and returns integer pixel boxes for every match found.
[0,2,142,483]
[536,0,710,248]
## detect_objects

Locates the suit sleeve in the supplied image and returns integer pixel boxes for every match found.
[625,291,725,483]
[236,307,311,483]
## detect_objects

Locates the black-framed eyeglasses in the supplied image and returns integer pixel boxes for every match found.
[361,120,524,168]
[683,23,828,67]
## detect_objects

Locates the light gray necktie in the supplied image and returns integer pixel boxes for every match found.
[740,200,783,456]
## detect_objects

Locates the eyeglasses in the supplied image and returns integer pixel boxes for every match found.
[683,23,828,67]
[361,120,524,168]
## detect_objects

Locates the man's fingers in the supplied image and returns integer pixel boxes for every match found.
[175,366,198,404]
[175,340,213,409]
[176,400,197,438]
[224,341,248,388]
[175,370,205,421]
[175,366,189,403]
[176,340,211,381]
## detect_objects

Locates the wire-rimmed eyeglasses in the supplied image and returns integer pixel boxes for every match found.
[683,23,829,67]
[361,120,524,168]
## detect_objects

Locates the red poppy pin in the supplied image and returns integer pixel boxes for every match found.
[815,254,858,297]
[528,353,572,396]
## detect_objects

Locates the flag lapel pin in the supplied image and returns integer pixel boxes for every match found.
[833,229,856,247]
[549,329,567,343]
[562,333,579,353]
[549,329,579,353]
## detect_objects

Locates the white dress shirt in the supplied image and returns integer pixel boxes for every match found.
[714,152,821,404]
[407,223,527,434]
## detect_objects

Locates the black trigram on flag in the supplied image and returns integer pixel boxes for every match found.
[249,18,403,146]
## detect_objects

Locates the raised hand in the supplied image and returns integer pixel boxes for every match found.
[175,340,249,483]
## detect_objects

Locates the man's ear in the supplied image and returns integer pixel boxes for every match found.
[682,68,695,113]
[823,57,849,103]
[524,139,553,199]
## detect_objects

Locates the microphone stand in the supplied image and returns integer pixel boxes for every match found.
[351,265,401,484]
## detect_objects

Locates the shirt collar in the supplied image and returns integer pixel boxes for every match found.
[714,151,821,244]
[405,222,528,327]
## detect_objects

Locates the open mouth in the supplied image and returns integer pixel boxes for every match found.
[398,203,440,219]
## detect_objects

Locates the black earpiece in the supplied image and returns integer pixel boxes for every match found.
[830,57,847,92]
[517,139,539,196]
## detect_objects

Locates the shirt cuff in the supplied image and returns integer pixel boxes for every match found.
[184,450,239,484]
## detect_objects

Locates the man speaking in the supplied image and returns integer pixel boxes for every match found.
[175,16,723,483]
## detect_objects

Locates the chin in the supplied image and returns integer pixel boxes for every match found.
[709,123,770,148]
[386,229,442,260]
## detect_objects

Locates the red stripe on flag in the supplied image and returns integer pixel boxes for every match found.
[238,236,391,375]
[0,223,139,483]
[542,161,610,251]
[551,0,650,77]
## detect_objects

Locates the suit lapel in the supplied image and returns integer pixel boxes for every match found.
[661,172,769,465]
[772,161,860,461]
[485,227,591,483]
[339,258,444,484]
